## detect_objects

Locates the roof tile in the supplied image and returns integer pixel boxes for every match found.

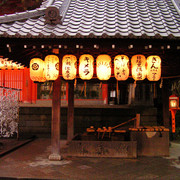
[0,0,179,39]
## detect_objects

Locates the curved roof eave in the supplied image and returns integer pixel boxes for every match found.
[0,0,55,24]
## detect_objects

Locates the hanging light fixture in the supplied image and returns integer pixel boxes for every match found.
[79,54,94,80]
[30,58,46,82]
[0,58,5,69]
[62,55,77,80]
[114,55,129,81]
[96,54,111,81]
[131,54,146,81]
[44,55,59,81]
[147,55,161,81]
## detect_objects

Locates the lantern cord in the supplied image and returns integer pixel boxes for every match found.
[49,82,53,95]
[80,83,84,96]
[153,83,156,98]
[160,78,163,88]
[62,83,65,97]
[74,79,77,88]
[99,82,102,89]
[116,80,119,101]
[133,80,137,88]
[84,81,87,97]
[161,75,180,79]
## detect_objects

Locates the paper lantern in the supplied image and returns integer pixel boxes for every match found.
[96,55,111,80]
[131,55,146,81]
[30,58,46,82]
[79,54,94,80]
[17,63,25,70]
[45,55,59,81]
[62,55,77,80]
[147,55,161,81]
[0,58,6,69]
[114,55,129,81]
[6,60,13,69]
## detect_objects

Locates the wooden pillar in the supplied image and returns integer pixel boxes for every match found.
[162,80,170,128]
[49,76,61,160]
[67,80,74,142]
[135,113,140,128]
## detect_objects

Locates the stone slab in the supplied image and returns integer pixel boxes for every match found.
[66,141,137,158]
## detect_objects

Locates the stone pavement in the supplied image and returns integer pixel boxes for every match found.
[0,138,179,180]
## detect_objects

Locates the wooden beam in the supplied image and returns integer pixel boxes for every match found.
[49,76,61,160]
[67,80,74,142]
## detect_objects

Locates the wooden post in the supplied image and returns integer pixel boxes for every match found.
[135,114,140,128]
[49,76,61,160]
[162,80,170,128]
[67,80,74,142]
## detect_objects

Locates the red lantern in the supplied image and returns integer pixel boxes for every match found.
[169,94,179,133]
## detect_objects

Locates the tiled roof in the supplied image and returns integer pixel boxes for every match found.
[0,0,180,39]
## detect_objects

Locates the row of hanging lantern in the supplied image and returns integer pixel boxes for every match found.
[0,58,24,70]
[30,54,161,82]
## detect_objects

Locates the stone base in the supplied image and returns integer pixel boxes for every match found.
[49,153,62,161]
[130,131,169,156]
[66,141,137,158]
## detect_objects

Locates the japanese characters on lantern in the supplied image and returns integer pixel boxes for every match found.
[45,55,59,81]
[131,55,146,81]
[79,54,94,80]
[62,55,77,80]
[29,54,162,82]
[30,58,46,82]
[96,55,111,80]
[114,55,129,81]
[147,55,161,81]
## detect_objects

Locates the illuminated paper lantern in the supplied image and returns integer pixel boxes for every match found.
[96,55,111,80]
[6,60,13,69]
[12,62,18,69]
[17,63,25,70]
[147,55,161,81]
[30,58,46,82]
[114,55,129,81]
[131,55,146,81]
[0,58,5,69]
[62,55,77,80]
[45,55,59,81]
[79,54,94,80]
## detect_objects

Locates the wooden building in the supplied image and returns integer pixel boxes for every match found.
[0,0,180,158]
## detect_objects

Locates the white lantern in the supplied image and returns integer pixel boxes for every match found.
[0,58,5,69]
[131,55,146,81]
[79,54,94,80]
[45,55,59,81]
[6,60,13,69]
[62,55,77,80]
[3,60,8,69]
[96,55,111,80]
[12,62,18,69]
[114,55,129,81]
[147,55,161,81]
[30,58,46,82]
[17,63,25,70]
